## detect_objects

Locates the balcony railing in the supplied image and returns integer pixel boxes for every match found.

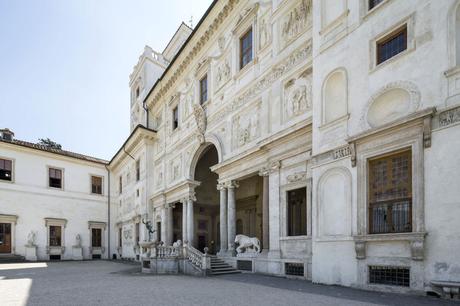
[369,198,412,234]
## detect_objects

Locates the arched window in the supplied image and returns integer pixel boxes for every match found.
[322,69,348,124]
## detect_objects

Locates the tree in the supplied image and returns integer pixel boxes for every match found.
[38,138,62,150]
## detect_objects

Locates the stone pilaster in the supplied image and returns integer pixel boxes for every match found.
[166,203,174,246]
[259,169,270,252]
[181,198,187,242]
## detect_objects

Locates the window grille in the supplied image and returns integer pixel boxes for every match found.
[377,25,407,65]
[369,266,410,287]
[285,263,304,276]
[240,28,253,69]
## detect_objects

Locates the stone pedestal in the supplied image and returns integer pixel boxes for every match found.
[72,246,83,260]
[25,245,37,261]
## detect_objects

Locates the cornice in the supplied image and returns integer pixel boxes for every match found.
[146,0,239,109]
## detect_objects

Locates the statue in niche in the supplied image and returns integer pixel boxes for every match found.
[259,17,270,49]
[26,231,37,247]
[75,234,82,248]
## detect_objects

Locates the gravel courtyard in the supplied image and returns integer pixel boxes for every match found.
[0,261,457,306]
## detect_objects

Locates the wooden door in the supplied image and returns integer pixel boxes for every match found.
[0,223,11,253]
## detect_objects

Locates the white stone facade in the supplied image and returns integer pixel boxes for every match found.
[0,137,109,260]
[2,0,460,297]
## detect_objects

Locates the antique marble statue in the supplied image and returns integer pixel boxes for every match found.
[75,234,82,247]
[234,234,261,254]
[26,231,36,247]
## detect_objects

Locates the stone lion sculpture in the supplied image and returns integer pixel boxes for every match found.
[234,234,261,254]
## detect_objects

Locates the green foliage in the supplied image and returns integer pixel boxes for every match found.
[38,138,62,150]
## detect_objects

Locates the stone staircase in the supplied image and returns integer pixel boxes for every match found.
[210,255,240,275]
[0,254,26,263]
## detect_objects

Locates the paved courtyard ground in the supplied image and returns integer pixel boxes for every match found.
[0,261,458,306]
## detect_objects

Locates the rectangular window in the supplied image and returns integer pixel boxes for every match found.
[91,176,102,195]
[135,87,140,98]
[92,228,102,247]
[200,75,208,104]
[136,160,140,181]
[119,176,122,194]
[172,106,179,130]
[287,188,307,236]
[49,168,62,189]
[0,159,12,181]
[377,25,407,65]
[49,225,62,247]
[369,266,410,287]
[368,150,412,234]
[369,0,384,10]
[240,28,253,69]
[135,223,140,244]
[118,227,122,247]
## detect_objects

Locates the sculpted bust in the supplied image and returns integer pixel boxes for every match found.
[26,231,37,247]
[75,234,82,248]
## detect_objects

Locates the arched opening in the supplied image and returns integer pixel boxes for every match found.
[193,145,219,253]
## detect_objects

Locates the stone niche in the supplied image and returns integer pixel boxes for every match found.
[366,81,420,128]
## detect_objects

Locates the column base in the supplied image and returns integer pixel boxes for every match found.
[268,249,281,259]
[217,249,229,257]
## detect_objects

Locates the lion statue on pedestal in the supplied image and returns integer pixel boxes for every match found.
[234,234,261,254]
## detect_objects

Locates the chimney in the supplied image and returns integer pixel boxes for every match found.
[0,128,14,141]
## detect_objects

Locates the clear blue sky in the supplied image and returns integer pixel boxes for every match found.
[0,0,211,160]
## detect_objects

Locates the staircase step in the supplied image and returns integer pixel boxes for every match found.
[0,255,26,263]
[211,270,241,275]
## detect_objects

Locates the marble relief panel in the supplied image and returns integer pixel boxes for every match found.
[232,101,261,150]
[279,0,312,50]
[283,69,312,122]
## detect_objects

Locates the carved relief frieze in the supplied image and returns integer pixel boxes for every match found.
[283,69,312,122]
[438,105,460,128]
[192,103,207,135]
[311,144,352,167]
[208,41,312,127]
[280,0,312,50]
[232,102,261,149]
[215,56,231,91]
[169,155,182,183]
[286,171,307,183]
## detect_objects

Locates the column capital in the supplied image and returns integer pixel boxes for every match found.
[226,180,239,189]
[216,183,227,191]
[165,203,175,209]
[259,161,281,176]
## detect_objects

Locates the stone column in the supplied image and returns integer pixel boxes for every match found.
[259,170,270,252]
[268,161,281,258]
[166,204,174,246]
[182,199,187,242]
[217,183,228,255]
[227,181,239,255]
[187,197,195,247]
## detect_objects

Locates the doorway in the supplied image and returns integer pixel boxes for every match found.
[0,223,12,253]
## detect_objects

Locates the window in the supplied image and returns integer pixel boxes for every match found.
[119,176,122,194]
[0,159,12,181]
[377,25,407,65]
[368,150,412,234]
[369,266,410,287]
[200,75,208,104]
[172,106,179,130]
[49,168,62,189]
[287,188,307,236]
[136,160,140,181]
[240,28,253,69]
[136,189,140,197]
[285,263,304,276]
[135,87,140,98]
[49,225,62,246]
[135,223,140,245]
[91,176,102,195]
[368,0,384,10]
[118,227,122,247]
[92,228,102,247]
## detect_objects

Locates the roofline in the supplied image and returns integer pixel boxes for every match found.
[0,139,109,165]
[162,22,193,55]
[108,124,157,165]
[143,0,219,106]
